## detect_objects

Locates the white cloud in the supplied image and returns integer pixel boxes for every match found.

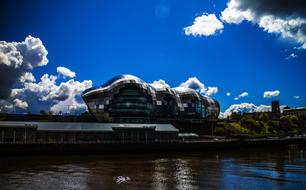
[184,13,224,36]
[219,103,257,119]
[13,98,28,109]
[179,77,205,91]
[293,96,300,99]
[220,0,306,50]
[19,72,36,83]
[219,102,290,119]
[0,36,48,99]
[263,90,280,98]
[219,103,271,119]
[10,73,92,114]
[17,35,49,68]
[259,16,306,49]
[179,77,218,96]
[221,0,254,24]
[150,79,170,90]
[0,49,22,68]
[234,92,248,100]
[285,53,298,60]
[57,66,76,78]
[22,74,58,100]
[226,92,231,96]
[0,36,93,115]
[206,87,218,96]
[239,92,248,97]
[50,79,92,114]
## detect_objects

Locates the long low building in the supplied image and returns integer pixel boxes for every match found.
[0,121,179,144]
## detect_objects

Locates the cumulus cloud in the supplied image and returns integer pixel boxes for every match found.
[263,90,280,98]
[184,13,224,36]
[180,77,205,91]
[151,77,219,96]
[0,36,48,99]
[221,0,254,24]
[150,79,171,89]
[10,73,92,114]
[219,102,289,119]
[0,36,93,114]
[221,0,306,49]
[206,87,218,96]
[226,92,231,96]
[19,72,36,83]
[49,79,92,114]
[219,103,272,119]
[13,98,28,109]
[234,92,248,100]
[57,66,76,78]
[179,77,218,96]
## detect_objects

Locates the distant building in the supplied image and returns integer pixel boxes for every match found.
[272,101,280,113]
[234,101,306,121]
[283,107,306,118]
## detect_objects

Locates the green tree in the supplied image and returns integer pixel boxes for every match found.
[40,110,47,115]
[258,112,269,122]
[280,115,303,135]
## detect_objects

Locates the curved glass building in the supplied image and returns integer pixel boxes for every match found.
[82,74,220,123]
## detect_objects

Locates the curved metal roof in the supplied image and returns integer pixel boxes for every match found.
[101,74,145,88]
[83,75,219,106]
[149,82,176,97]
[82,74,149,97]
[172,87,202,99]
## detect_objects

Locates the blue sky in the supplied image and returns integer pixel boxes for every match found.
[0,0,305,113]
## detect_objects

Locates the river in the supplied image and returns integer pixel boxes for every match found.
[0,146,305,190]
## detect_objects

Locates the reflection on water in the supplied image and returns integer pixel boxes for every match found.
[0,147,305,190]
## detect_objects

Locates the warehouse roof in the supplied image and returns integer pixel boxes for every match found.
[0,121,179,132]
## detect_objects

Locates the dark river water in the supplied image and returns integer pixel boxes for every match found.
[0,146,306,190]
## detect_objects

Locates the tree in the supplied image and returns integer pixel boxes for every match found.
[40,110,47,115]
[258,112,269,122]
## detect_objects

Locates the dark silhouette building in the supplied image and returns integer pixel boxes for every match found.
[283,107,306,118]
[272,101,280,113]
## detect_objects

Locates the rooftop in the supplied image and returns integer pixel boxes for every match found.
[0,121,179,132]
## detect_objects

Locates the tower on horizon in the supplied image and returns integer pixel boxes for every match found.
[272,101,280,113]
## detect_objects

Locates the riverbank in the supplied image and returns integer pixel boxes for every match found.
[1,137,305,155]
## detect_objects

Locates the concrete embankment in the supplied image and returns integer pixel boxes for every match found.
[0,137,305,155]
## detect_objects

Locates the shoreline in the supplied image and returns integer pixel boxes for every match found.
[1,137,305,156]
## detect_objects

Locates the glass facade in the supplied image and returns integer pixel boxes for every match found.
[154,86,178,118]
[82,74,220,122]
